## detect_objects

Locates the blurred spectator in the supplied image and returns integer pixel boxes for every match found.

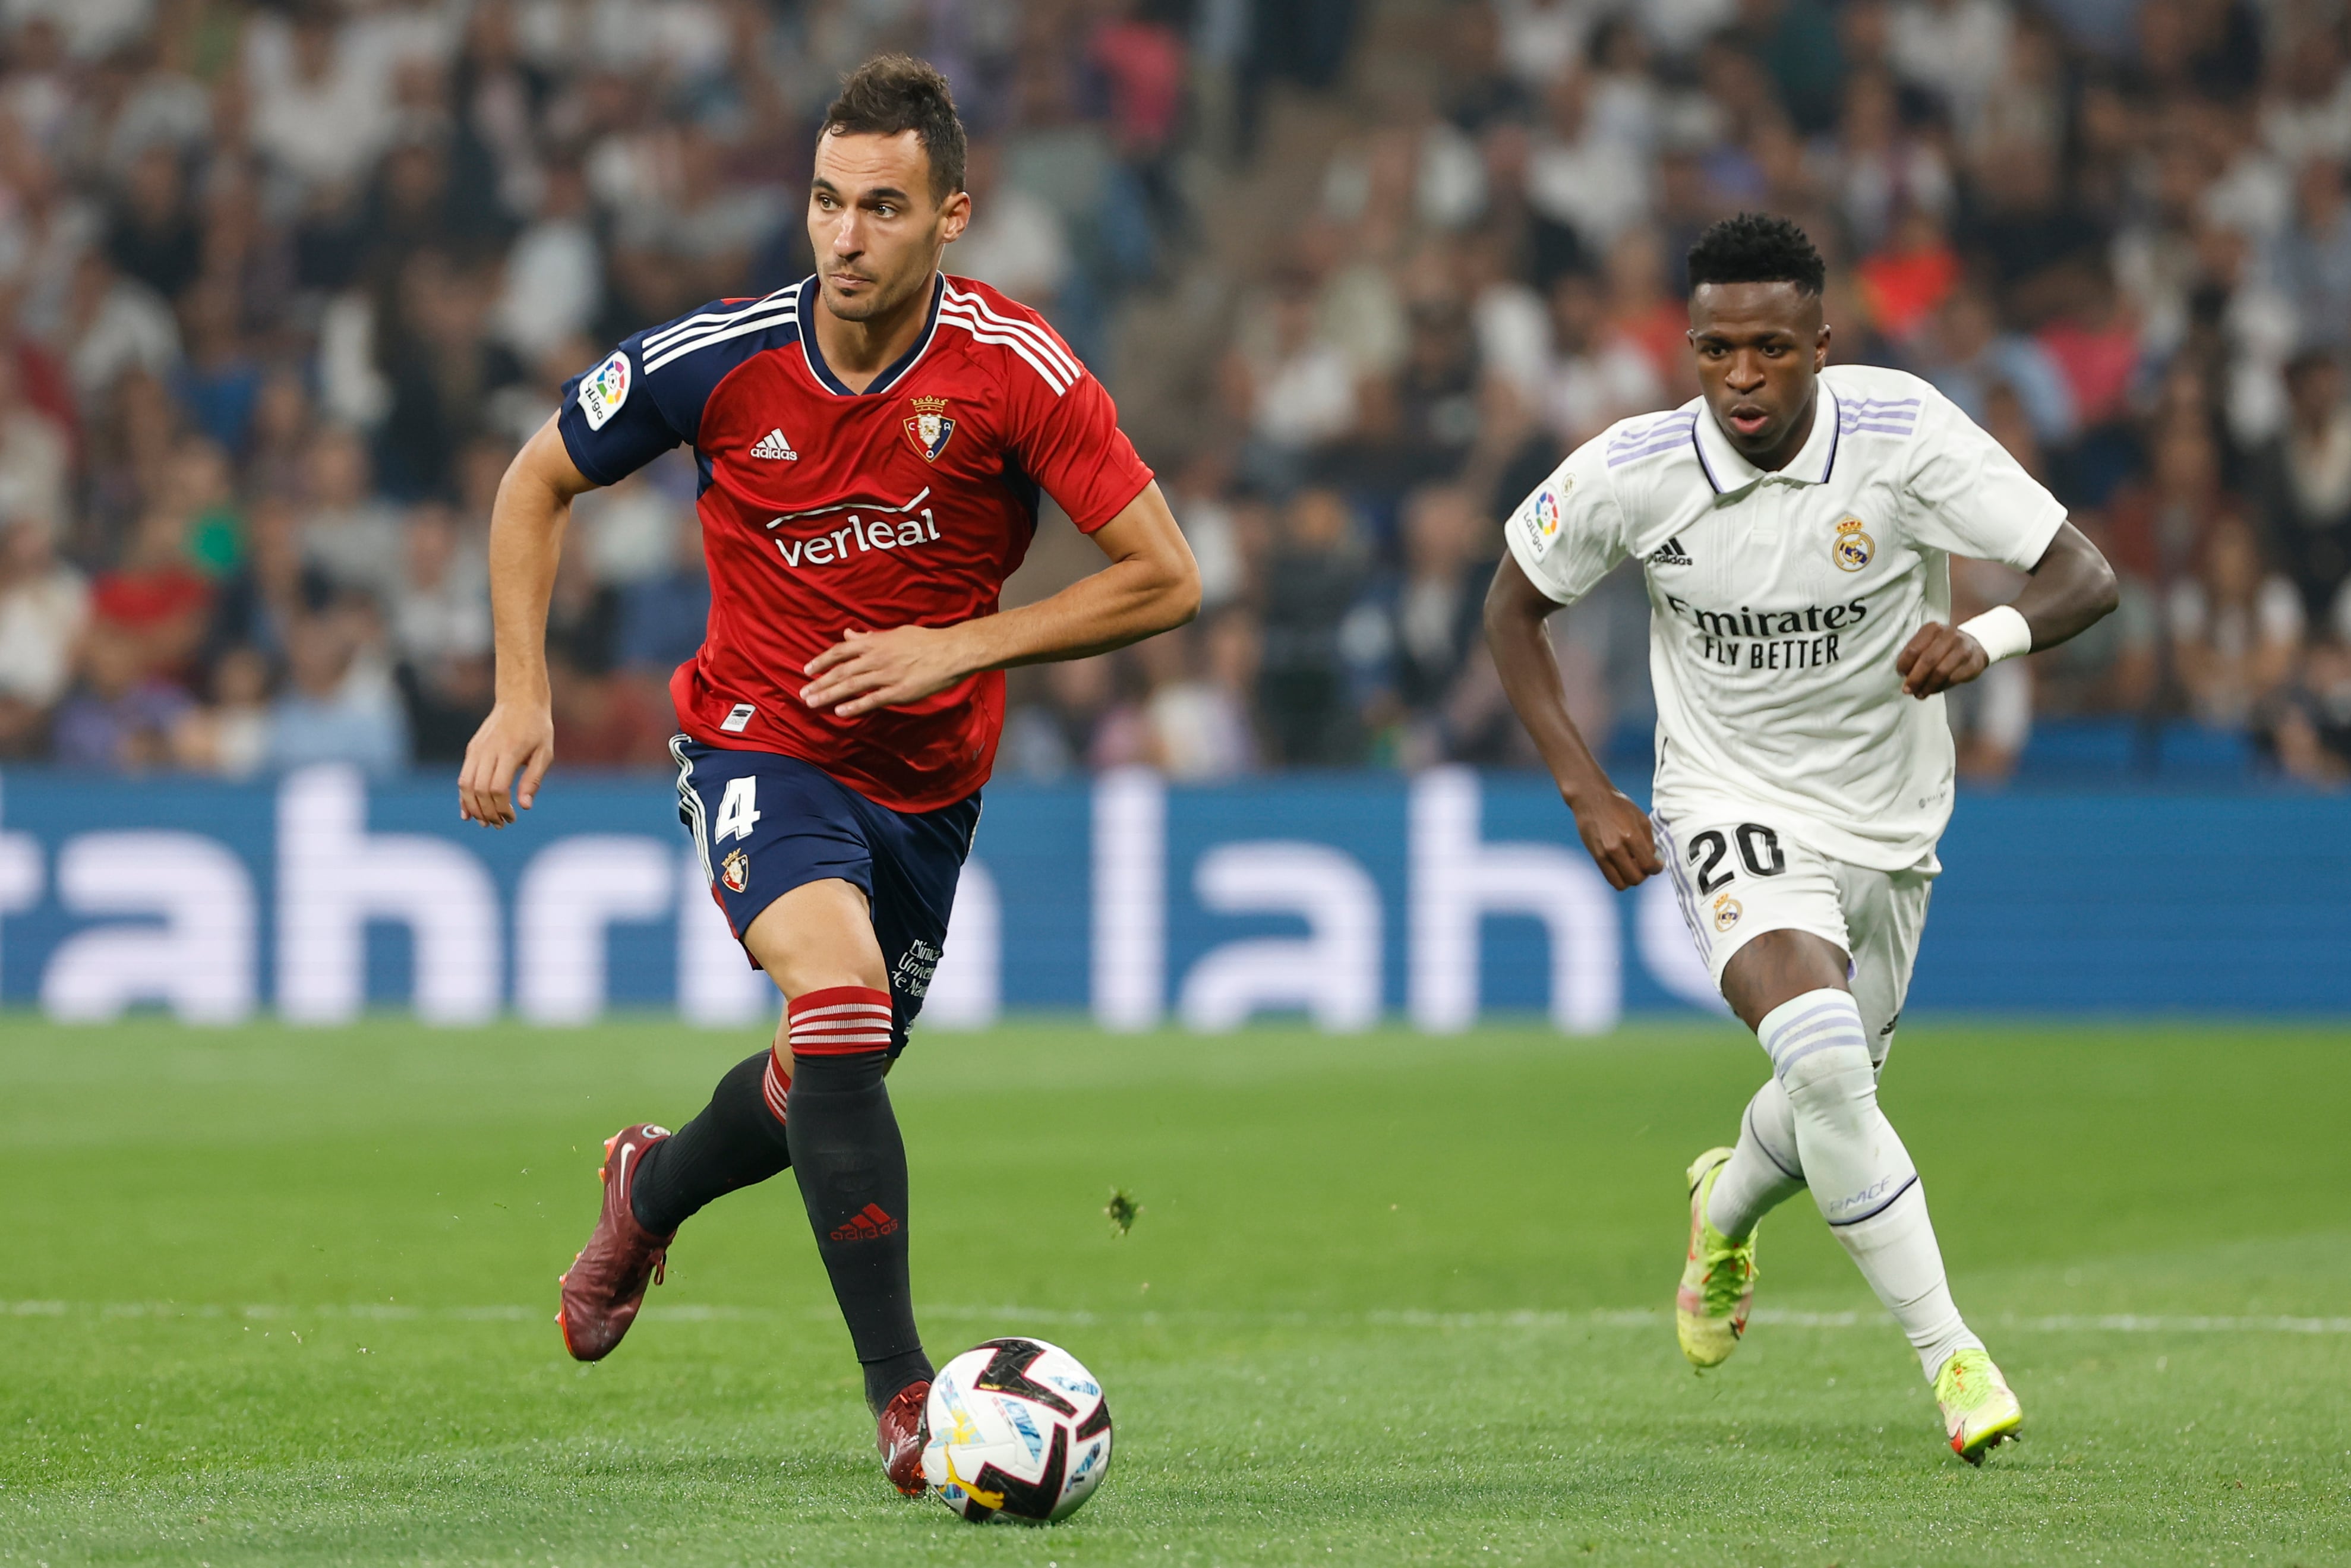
[1526,70,1651,255]
[2250,349,2351,628]
[388,502,488,668]
[2268,159,2351,354]
[1255,487,1366,766]
[1812,69,1950,253]
[2109,418,2232,588]
[388,501,491,762]
[90,506,209,682]
[105,141,201,304]
[298,425,403,596]
[1855,205,1958,344]
[52,621,191,772]
[1352,482,1491,763]
[0,342,72,534]
[206,496,329,667]
[2168,516,2303,728]
[1916,286,2077,448]
[1886,0,2011,130]
[493,158,604,367]
[170,279,263,455]
[953,140,1074,305]
[167,434,243,579]
[59,250,179,412]
[171,645,272,778]
[1165,453,1256,613]
[2031,512,2162,718]
[249,6,391,200]
[1541,269,1661,445]
[2271,636,2351,785]
[264,601,409,777]
[1139,619,1257,781]
[0,514,85,755]
[1003,655,1116,780]
[1230,272,1357,470]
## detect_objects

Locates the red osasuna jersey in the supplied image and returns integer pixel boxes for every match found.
[557,273,1154,812]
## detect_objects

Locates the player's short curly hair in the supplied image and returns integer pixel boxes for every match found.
[821,54,967,204]
[1686,213,1826,298]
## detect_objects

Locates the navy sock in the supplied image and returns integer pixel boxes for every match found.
[630,1050,792,1235]
[782,993,929,1413]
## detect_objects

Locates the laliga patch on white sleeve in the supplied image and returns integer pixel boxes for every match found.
[1516,474,1569,561]
[578,351,632,430]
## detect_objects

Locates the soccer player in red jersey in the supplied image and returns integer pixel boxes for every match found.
[455,56,1199,1494]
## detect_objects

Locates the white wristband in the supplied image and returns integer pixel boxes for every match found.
[1956,604,2033,664]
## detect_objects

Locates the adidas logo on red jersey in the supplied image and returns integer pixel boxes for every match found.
[750,428,798,461]
[829,1203,899,1242]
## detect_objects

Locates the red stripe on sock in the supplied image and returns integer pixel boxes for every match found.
[761,1046,790,1124]
[788,986,893,1054]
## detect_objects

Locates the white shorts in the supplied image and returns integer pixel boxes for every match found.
[1651,806,1934,1056]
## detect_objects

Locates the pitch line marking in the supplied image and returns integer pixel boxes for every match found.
[6,1301,2350,1335]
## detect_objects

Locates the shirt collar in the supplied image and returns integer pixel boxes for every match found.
[1692,382,1840,495]
[799,272,946,397]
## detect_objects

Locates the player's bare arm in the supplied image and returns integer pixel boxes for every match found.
[457,417,599,826]
[799,482,1199,717]
[1482,551,1661,891]
[1895,521,2119,698]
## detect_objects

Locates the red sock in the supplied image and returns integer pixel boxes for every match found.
[787,986,895,1055]
[761,1045,791,1124]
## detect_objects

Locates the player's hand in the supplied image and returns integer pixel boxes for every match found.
[1570,788,1662,891]
[458,701,555,826]
[801,624,971,717]
[1895,623,1990,699]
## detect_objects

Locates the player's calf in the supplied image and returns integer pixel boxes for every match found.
[780,986,936,1458]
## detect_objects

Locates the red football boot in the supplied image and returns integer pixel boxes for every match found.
[556,1124,676,1361]
[876,1380,930,1496]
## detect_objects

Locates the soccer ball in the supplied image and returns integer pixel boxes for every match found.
[921,1337,1112,1523]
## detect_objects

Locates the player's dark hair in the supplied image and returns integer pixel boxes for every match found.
[1686,213,1827,298]
[821,53,967,204]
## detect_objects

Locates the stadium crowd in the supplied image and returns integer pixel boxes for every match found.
[0,0,2347,786]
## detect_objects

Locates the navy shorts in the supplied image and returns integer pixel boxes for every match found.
[671,737,979,1055]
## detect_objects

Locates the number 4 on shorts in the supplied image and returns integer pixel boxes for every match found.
[714,776,761,844]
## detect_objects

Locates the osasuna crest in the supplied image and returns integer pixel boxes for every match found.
[904,395,956,462]
[720,847,750,893]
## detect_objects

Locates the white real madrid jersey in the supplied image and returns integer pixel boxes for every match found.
[1504,364,2065,872]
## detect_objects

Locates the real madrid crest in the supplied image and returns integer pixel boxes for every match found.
[1712,892,1743,932]
[1831,515,1874,572]
[902,395,956,462]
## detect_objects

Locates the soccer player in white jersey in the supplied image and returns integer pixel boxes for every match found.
[1484,214,2119,1462]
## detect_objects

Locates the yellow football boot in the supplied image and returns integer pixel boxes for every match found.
[1935,1347,2022,1463]
[1675,1147,1758,1367]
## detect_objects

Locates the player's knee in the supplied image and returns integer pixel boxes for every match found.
[1775,1034,1878,1128]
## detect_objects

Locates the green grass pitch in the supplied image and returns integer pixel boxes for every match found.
[4,1015,2349,1567]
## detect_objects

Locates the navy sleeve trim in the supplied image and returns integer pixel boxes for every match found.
[555,283,809,487]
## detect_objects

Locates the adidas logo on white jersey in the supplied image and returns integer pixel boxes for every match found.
[750,428,798,461]
[1647,535,1693,566]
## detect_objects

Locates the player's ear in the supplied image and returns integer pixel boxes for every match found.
[938,188,971,245]
[1814,320,1832,370]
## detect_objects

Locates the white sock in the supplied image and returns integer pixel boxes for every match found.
[1836,1183,1983,1380]
[1705,1078,1806,1242]
[1759,988,1980,1381]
